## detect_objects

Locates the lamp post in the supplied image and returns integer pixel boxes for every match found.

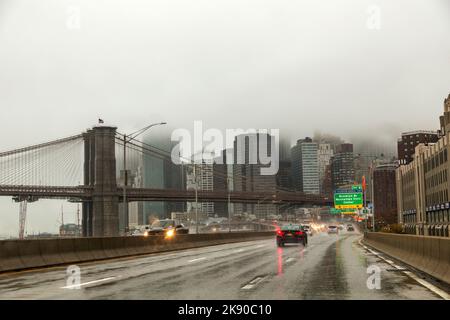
[189,149,203,235]
[122,122,166,235]
[227,176,231,232]
[372,170,375,232]
[194,163,199,234]
[257,194,276,221]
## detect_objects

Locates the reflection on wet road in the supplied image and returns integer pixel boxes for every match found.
[0,231,445,299]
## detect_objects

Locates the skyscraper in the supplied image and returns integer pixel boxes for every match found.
[186,161,214,218]
[331,143,354,190]
[397,131,439,165]
[212,150,231,217]
[232,133,278,219]
[141,132,185,223]
[373,163,398,225]
[291,138,320,194]
[318,143,334,195]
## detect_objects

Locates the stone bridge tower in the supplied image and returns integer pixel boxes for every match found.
[82,126,119,237]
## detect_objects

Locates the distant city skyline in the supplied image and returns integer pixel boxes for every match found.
[1,0,449,236]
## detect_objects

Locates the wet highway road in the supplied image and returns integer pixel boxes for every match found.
[0,230,447,299]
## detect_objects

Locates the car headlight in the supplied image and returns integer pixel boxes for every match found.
[165,228,175,238]
[144,231,149,237]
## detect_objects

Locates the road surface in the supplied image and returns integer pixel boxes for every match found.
[0,230,447,299]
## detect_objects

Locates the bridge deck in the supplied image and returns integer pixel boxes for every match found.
[0,185,332,205]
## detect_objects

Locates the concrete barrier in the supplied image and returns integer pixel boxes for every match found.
[57,238,80,264]
[441,239,450,283]
[101,237,125,258]
[17,240,47,269]
[363,232,450,285]
[0,231,274,273]
[0,241,25,272]
[87,238,107,261]
[425,237,441,279]
[38,239,63,266]
[73,238,96,261]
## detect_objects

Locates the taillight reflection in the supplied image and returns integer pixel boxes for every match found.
[277,247,283,276]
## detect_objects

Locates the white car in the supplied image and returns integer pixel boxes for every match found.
[327,225,339,234]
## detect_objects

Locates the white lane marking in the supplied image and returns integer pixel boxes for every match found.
[241,276,266,290]
[393,264,407,270]
[241,284,255,290]
[233,249,245,253]
[403,271,450,300]
[61,277,116,289]
[285,258,296,263]
[254,244,265,249]
[249,277,263,284]
[360,238,450,300]
[188,257,207,263]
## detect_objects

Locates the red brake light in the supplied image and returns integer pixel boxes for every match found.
[295,231,303,235]
[277,230,283,236]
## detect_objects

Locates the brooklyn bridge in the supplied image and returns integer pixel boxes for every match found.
[0,125,332,237]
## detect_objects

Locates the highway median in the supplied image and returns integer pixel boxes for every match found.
[0,231,275,274]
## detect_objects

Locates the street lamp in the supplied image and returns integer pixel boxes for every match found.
[278,202,292,221]
[227,176,231,232]
[257,194,276,221]
[193,163,199,234]
[122,122,167,234]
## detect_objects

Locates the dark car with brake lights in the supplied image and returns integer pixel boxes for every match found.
[276,224,308,247]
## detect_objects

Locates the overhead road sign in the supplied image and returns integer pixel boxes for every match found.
[334,192,363,209]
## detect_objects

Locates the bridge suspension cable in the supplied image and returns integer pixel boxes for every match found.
[0,134,84,187]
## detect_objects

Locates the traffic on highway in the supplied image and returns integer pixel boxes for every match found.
[0,1,449,317]
[0,219,447,301]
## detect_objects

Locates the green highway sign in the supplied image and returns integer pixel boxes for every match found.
[334,192,363,209]
[330,208,340,214]
[330,208,357,215]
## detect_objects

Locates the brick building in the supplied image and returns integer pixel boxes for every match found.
[373,164,398,226]
[396,94,450,237]
[397,131,439,165]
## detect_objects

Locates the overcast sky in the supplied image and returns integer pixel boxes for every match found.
[0,0,449,236]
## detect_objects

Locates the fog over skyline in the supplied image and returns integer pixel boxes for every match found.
[0,0,449,236]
